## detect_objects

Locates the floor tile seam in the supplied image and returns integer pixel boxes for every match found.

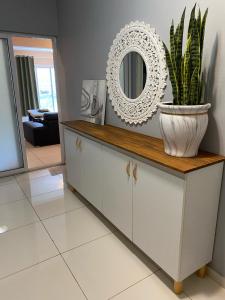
[60,254,89,300]
[60,232,113,255]
[0,180,27,200]
[19,187,65,199]
[15,172,63,186]
[39,213,89,299]
[24,185,69,202]
[0,193,40,233]
[28,150,43,162]
[108,267,192,300]
[0,219,40,236]
[27,155,44,166]
[108,273,155,300]
[0,197,28,207]
[36,153,61,159]
[14,178,31,198]
[38,156,61,165]
[0,180,17,187]
[0,254,61,281]
[23,193,61,258]
[39,204,87,221]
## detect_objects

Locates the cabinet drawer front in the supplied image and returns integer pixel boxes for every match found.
[102,146,132,239]
[133,161,184,279]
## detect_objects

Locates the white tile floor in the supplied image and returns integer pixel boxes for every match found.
[0,166,225,299]
[25,142,61,170]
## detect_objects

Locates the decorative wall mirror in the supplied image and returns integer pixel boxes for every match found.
[106,21,167,124]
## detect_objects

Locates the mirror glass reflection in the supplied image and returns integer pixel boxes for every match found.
[119,52,147,99]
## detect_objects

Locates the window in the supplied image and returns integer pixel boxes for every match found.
[35,66,58,112]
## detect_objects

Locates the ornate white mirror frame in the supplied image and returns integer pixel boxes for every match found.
[106,21,168,124]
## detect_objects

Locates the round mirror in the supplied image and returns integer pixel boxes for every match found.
[119,51,147,99]
[106,21,167,124]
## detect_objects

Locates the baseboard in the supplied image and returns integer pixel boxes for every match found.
[208,267,225,289]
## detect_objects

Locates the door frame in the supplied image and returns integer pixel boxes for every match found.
[0,32,65,177]
[0,33,28,177]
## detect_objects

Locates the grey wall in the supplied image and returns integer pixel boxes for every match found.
[0,0,58,36]
[57,0,225,276]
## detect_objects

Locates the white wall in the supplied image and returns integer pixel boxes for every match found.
[57,0,225,276]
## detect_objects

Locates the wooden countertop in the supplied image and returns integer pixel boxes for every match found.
[62,120,225,174]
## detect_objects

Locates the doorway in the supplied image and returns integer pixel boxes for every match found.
[12,36,62,170]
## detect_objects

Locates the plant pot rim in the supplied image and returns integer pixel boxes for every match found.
[158,102,211,115]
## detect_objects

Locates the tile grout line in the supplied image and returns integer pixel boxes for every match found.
[59,255,88,300]
[15,172,63,186]
[17,186,65,201]
[26,192,89,300]
[0,219,40,235]
[0,197,28,207]
[39,205,87,221]
[109,268,192,300]
[28,145,62,167]
[29,184,166,300]
[0,181,27,203]
[0,177,64,280]
[40,216,89,300]
[30,150,45,167]
[60,232,113,255]
[108,273,156,300]
[26,150,45,169]
[0,254,61,281]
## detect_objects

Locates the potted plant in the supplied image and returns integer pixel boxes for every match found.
[158,4,210,157]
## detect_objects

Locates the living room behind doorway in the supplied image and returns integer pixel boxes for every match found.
[12,36,61,170]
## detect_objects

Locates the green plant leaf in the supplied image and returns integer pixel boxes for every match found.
[182,37,191,104]
[199,77,205,103]
[197,8,201,32]
[190,67,200,104]
[190,19,200,76]
[163,42,179,104]
[188,3,197,38]
[170,20,176,72]
[176,8,186,101]
[200,8,208,65]
[163,4,208,105]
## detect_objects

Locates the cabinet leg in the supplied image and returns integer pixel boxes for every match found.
[68,184,76,193]
[196,266,207,278]
[174,281,183,294]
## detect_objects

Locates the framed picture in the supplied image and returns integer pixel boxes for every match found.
[80,80,107,125]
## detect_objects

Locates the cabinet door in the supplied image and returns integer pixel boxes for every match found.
[102,146,133,239]
[132,160,184,280]
[64,129,82,192]
[80,137,103,211]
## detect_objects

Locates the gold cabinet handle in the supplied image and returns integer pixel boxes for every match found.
[126,161,131,178]
[78,139,82,151]
[133,163,138,183]
[75,137,79,149]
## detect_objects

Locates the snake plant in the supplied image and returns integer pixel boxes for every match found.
[164,4,208,105]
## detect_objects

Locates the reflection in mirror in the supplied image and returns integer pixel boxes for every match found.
[119,52,147,99]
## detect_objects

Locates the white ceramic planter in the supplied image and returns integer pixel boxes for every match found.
[158,103,211,157]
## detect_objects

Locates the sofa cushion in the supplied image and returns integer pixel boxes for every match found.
[43,112,58,121]
[23,121,44,129]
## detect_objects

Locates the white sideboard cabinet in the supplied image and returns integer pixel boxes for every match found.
[63,120,225,294]
[64,128,103,210]
[102,146,133,239]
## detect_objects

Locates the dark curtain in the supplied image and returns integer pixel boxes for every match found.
[16,56,39,116]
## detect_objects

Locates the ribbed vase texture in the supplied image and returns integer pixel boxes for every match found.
[158,103,211,157]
